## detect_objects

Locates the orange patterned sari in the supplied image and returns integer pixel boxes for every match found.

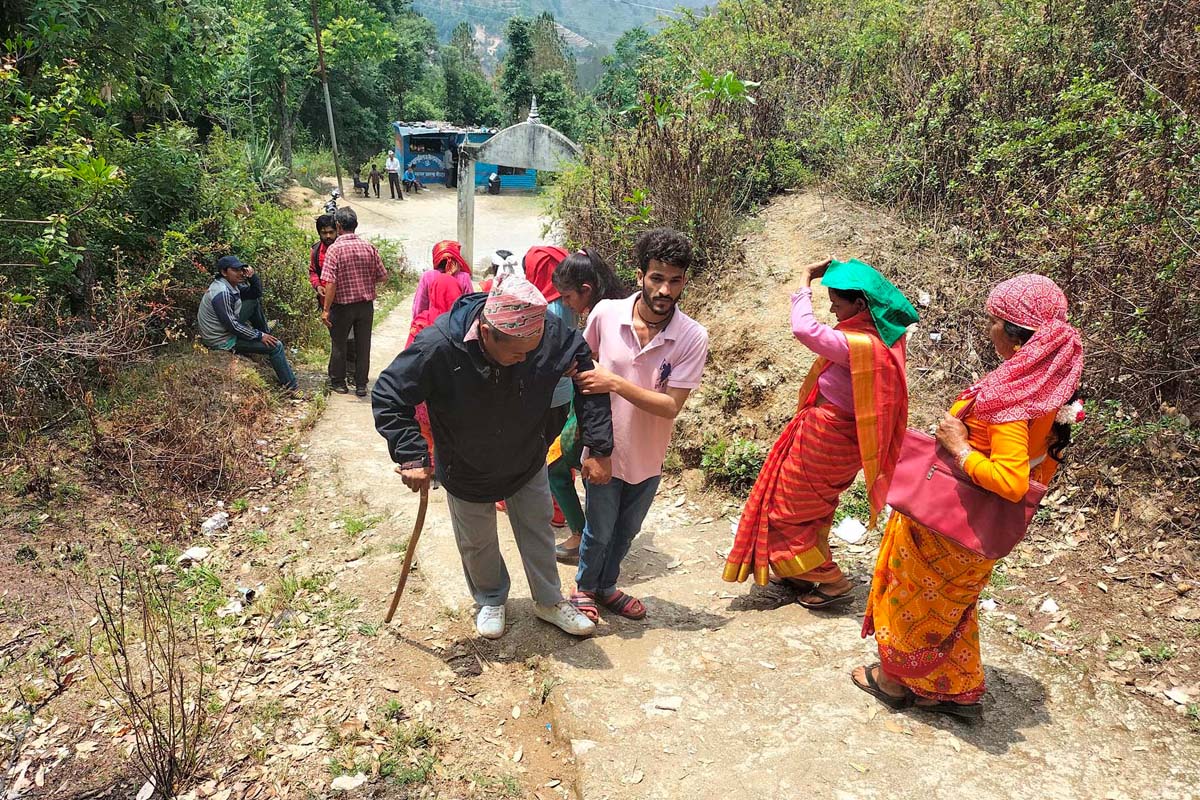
[862,399,1058,702]
[723,312,908,586]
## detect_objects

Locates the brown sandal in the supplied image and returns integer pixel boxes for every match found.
[851,664,913,709]
[769,576,818,593]
[796,586,853,609]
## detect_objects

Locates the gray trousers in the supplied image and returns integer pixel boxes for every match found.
[444,468,562,607]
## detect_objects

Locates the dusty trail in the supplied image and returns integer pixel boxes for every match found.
[291,190,1200,799]
[335,186,547,271]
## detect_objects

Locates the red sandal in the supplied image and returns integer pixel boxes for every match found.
[569,591,600,623]
[598,590,646,620]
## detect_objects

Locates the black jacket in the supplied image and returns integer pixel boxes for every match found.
[372,293,613,503]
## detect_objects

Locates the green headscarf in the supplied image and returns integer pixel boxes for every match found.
[821,258,918,347]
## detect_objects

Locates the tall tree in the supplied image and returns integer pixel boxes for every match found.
[499,17,535,121]
[593,27,657,115]
[441,25,500,126]
[530,12,575,81]
[384,5,441,122]
[533,69,589,142]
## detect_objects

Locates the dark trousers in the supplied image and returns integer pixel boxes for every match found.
[387,172,402,199]
[328,300,373,389]
[237,297,270,333]
[371,180,380,198]
[233,337,296,389]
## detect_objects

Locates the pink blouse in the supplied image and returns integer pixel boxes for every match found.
[413,269,473,317]
[791,288,853,412]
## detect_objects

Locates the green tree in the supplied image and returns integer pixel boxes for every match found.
[441,23,500,126]
[530,12,575,80]
[533,70,590,142]
[594,27,657,115]
[499,16,535,122]
[385,4,440,120]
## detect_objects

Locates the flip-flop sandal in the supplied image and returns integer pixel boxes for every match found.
[851,664,913,710]
[598,590,646,620]
[569,591,600,623]
[915,700,984,721]
[769,576,817,593]
[796,586,854,609]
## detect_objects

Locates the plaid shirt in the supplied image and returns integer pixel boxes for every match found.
[322,233,387,304]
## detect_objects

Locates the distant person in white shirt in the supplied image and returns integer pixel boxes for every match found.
[385,150,403,200]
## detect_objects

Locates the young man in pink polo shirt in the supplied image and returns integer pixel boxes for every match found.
[570,228,709,621]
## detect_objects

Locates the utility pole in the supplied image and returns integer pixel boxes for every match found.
[311,0,344,197]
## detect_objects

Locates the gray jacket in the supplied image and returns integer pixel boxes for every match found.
[196,277,261,349]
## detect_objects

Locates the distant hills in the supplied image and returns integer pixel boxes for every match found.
[413,0,711,57]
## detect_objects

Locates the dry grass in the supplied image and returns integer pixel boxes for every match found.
[89,349,275,520]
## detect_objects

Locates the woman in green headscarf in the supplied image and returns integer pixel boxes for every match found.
[722,258,917,608]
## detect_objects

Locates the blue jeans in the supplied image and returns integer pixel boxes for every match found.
[575,475,661,594]
[233,337,297,389]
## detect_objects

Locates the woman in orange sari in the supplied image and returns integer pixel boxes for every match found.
[723,258,917,608]
[854,274,1084,719]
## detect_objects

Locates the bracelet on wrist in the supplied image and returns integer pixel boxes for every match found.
[955,446,972,468]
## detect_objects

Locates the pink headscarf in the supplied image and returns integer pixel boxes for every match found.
[972,274,1083,423]
[464,274,547,341]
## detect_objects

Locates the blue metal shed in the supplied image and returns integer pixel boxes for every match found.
[390,123,538,190]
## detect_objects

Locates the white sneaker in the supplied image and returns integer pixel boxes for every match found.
[475,604,505,639]
[534,600,596,637]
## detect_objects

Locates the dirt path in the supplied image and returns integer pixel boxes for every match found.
[331,186,548,271]
[288,190,1200,799]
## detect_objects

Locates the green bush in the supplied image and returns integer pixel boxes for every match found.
[0,64,318,434]
[292,148,340,193]
[700,436,765,495]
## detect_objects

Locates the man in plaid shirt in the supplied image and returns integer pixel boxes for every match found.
[321,207,388,396]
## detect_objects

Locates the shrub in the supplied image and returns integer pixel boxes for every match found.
[86,349,275,521]
[1,68,319,437]
[550,75,787,277]
[90,562,213,798]
[700,436,765,494]
[292,148,340,193]
[569,0,1198,485]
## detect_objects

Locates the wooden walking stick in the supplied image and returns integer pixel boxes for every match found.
[384,482,430,624]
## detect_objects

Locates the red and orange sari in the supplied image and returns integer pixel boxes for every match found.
[722,312,908,586]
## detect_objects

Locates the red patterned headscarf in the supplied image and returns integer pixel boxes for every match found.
[523,245,569,303]
[432,240,470,275]
[972,274,1083,423]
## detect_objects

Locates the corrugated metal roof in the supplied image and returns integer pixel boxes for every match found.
[391,121,497,137]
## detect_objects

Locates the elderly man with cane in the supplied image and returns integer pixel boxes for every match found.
[373,276,612,639]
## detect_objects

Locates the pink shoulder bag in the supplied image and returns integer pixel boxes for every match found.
[884,400,1047,559]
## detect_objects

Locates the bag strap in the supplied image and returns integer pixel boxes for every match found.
[951,393,977,421]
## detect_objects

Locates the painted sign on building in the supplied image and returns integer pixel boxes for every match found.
[409,154,445,183]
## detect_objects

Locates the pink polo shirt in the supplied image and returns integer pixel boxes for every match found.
[583,294,709,484]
